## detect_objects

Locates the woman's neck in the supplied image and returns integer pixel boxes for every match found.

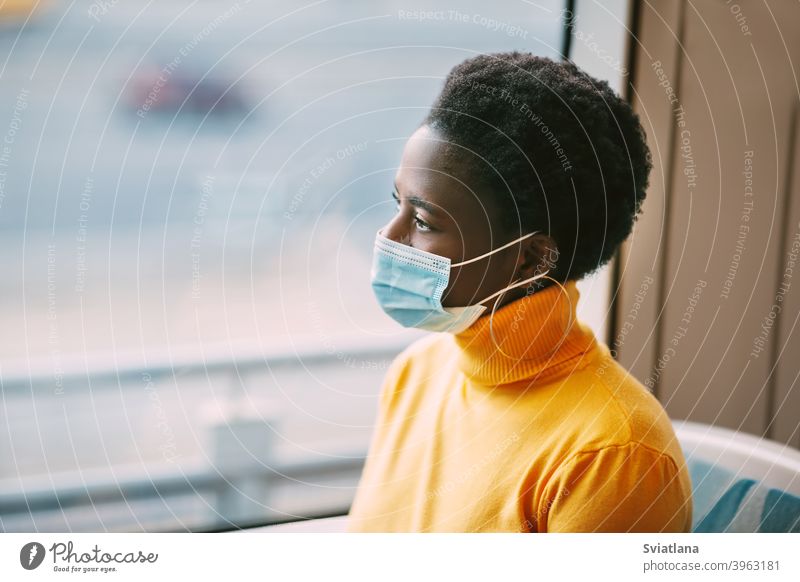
[452,279,599,387]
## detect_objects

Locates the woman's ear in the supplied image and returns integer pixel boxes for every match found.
[515,233,558,281]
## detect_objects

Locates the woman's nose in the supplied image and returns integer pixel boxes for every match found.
[380,213,409,245]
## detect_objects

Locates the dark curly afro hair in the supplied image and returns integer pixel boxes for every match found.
[421,51,652,283]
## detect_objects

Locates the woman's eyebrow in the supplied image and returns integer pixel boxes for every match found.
[393,182,443,217]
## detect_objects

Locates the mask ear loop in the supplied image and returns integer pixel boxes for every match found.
[488,274,574,361]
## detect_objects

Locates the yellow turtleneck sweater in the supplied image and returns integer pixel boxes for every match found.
[346,280,693,532]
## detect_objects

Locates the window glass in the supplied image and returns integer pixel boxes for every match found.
[0,0,565,531]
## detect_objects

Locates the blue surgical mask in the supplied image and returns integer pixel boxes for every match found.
[370,228,549,334]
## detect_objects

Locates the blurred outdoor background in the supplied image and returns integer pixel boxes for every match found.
[0,0,569,531]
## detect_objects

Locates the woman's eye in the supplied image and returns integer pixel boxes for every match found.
[391,190,432,232]
[414,215,432,232]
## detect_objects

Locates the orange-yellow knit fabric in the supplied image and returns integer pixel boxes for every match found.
[347,280,693,532]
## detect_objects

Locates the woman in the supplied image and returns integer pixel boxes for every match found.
[347,52,693,532]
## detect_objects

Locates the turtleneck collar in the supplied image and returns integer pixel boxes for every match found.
[452,279,599,387]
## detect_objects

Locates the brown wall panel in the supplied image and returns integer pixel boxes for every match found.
[616,0,683,384]
[621,0,800,446]
[772,101,800,447]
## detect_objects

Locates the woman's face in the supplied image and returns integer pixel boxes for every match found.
[381,124,551,309]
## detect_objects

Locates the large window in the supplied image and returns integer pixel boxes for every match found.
[1,0,565,531]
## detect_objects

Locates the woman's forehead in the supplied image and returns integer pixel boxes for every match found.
[396,126,496,225]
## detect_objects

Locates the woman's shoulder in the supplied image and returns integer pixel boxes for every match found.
[536,347,691,513]
[576,343,684,457]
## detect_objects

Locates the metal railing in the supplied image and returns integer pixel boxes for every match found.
[0,452,365,532]
[0,334,416,532]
